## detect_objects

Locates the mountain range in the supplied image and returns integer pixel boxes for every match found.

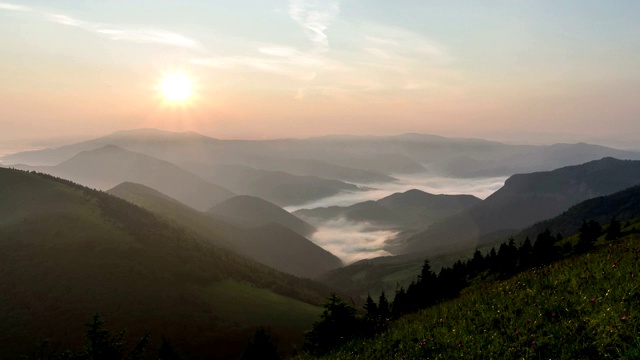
[0,168,334,359]
[394,157,640,257]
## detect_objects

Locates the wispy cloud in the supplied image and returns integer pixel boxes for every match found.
[288,0,340,52]
[0,2,202,49]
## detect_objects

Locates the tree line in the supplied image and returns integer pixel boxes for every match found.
[302,217,628,355]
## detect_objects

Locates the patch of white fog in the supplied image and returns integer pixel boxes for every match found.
[286,174,507,212]
[291,173,508,264]
[310,218,398,265]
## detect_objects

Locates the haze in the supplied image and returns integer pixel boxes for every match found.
[1,0,640,149]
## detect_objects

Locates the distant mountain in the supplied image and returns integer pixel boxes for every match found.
[0,168,331,359]
[16,144,235,211]
[108,183,341,278]
[243,157,397,183]
[181,163,363,207]
[5,128,640,180]
[209,195,317,237]
[397,158,640,257]
[295,189,481,229]
[514,183,640,243]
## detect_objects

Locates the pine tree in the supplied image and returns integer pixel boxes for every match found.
[606,217,622,240]
[377,291,390,321]
[303,294,361,355]
[241,327,280,360]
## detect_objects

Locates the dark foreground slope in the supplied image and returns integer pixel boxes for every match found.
[400,157,640,257]
[108,183,342,278]
[0,168,330,359]
[300,233,640,359]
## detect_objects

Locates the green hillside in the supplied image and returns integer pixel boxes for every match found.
[297,225,640,359]
[108,182,342,278]
[0,168,329,359]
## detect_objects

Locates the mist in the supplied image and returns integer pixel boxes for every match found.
[286,174,506,212]
[297,174,508,264]
[309,218,398,264]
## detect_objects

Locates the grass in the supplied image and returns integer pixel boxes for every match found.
[299,233,640,359]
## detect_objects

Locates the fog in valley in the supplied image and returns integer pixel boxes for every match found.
[291,174,508,264]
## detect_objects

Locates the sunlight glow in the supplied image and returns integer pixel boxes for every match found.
[160,73,193,102]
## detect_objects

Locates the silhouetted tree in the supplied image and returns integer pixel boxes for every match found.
[241,327,280,360]
[577,220,602,253]
[391,286,410,316]
[518,237,533,270]
[377,292,390,321]
[533,229,557,265]
[606,217,622,240]
[303,294,361,355]
[158,336,181,360]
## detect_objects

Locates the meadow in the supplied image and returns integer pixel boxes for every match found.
[300,224,640,359]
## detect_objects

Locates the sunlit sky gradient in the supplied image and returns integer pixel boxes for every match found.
[1,1,639,149]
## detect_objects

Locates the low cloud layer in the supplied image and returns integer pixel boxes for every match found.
[296,174,507,264]
[310,218,397,264]
[287,174,506,211]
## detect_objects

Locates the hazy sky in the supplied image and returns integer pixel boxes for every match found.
[1,1,639,147]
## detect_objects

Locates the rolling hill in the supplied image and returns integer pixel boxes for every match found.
[513,183,640,244]
[181,162,363,207]
[208,195,317,237]
[108,183,341,278]
[295,189,480,229]
[0,168,332,359]
[397,157,640,257]
[14,144,235,211]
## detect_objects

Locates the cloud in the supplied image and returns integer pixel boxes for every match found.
[309,218,396,264]
[288,0,340,52]
[0,2,28,11]
[291,174,507,263]
[0,2,202,50]
[286,174,507,212]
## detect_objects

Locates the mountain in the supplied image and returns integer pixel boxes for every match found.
[295,189,481,229]
[397,157,640,257]
[18,144,235,211]
[108,183,341,278]
[7,129,640,181]
[181,162,364,207]
[244,157,398,183]
[514,183,640,243]
[0,168,332,359]
[208,195,317,237]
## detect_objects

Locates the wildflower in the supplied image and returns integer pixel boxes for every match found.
[514,330,520,335]
[621,316,627,322]
[552,312,556,317]
[532,340,537,346]
[590,298,596,303]
[612,264,617,269]
[632,273,636,279]
[458,343,462,348]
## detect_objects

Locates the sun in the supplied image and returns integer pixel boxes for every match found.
[159,73,193,102]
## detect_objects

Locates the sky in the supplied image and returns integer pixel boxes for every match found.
[1,0,639,149]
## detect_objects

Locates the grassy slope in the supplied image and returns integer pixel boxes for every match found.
[107,182,342,278]
[302,225,640,359]
[0,169,325,358]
